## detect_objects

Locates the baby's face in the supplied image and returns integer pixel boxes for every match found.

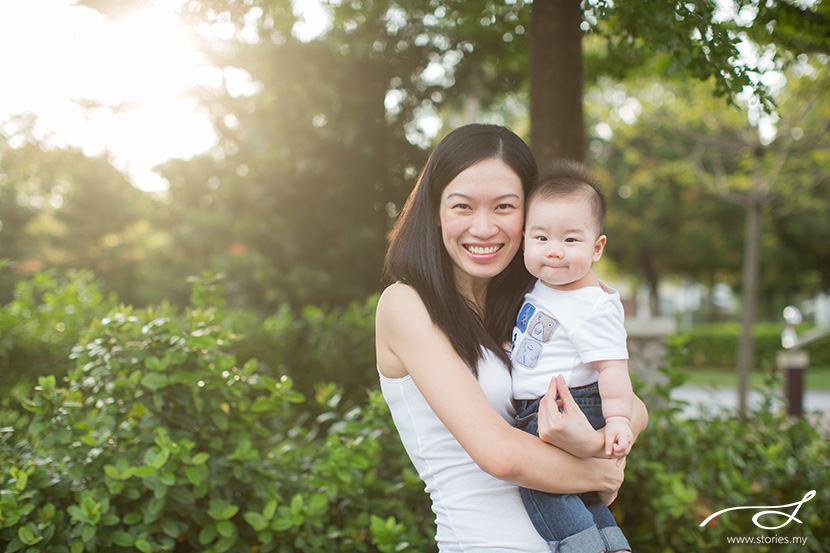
[523,196,606,290]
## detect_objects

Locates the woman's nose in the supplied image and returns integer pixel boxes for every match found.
[470,211,497,237]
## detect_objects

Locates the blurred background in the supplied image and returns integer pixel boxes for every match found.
[0,1,829,551]
[2,0,828,403]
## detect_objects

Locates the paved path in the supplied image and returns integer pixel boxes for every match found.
[670,385,830,426]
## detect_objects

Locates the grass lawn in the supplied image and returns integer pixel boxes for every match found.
[681,366,830,390]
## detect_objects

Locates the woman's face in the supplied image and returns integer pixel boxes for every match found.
[438,158,525,296]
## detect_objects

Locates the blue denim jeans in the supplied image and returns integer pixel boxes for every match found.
[515,382,630,553]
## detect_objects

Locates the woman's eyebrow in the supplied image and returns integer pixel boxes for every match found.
[445,192,522,201]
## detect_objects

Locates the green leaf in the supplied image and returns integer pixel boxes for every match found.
[21,399,46,414]
[110,531,134,547]
[145,355,166,371]
[161,518,181,538]
[198,524,216,545]
[216,519,235,538]
[221,504,239,520]
[167,486,195,506]
[13,471,28,491]
[142,497,165,524]
[141,372,169,390]
[133,465,156,479]
[37,375,56,393]
[82,525,96,543]
[190,452,210,465]
[214,535,236,553]
[39,504,56,522]
[18,527,41,546]
[208,498,239,521]
[244,511,268,531]
[271,518,293,531]
[308,494,327,515]
[158,471,176,486]
[135,537,153,553]
[209,411,229,431]
[184,463,208,486]
[349,454,370,469]
[258,530,275,545]
[251,397,277,412]
[104,464,134,481]
[263,499,277,521]
[290,494,303,515]
[144,446,170,469]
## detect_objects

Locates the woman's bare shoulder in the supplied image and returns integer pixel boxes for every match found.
[377,282,427,320]
[376,283,432,379]
[379,281,419,302]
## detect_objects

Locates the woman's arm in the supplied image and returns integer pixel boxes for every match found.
[376,283,623,495]
[536,375,649,459]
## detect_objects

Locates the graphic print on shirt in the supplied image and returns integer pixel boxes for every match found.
[514,303,559,369]
[528,311,558,342]
[516,303,536,333]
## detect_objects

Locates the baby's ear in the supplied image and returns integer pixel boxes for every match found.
[593,234,607,261]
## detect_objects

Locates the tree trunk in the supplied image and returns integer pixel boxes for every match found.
[529,0,585,164]
[736,195,762,416]
[648,277,660,317]
[641,251,661,317]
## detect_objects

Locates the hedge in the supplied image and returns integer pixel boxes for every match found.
[0,279,432,553]
[684,322,830,370]
[616,337,830,552]
[2,273,828,552]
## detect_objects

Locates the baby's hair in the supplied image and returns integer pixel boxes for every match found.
[527,159,606,233]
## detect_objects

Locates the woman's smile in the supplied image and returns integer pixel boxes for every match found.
[464,243,504,256]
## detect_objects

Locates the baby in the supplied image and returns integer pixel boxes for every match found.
[510,160,633,553]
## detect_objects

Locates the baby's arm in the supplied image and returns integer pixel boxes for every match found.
[593,359,634,458]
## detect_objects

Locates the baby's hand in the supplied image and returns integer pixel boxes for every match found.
[603,417,633,459]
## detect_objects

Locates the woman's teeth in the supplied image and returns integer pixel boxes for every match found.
[466,245,501,255]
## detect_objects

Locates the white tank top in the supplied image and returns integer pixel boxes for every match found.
[379,351,549,553]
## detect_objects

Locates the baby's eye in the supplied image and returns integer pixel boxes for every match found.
[565,237,578,243]
[534,236,548,243]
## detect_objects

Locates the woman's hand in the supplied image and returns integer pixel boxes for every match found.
[536,375,605,458]
[597,489,618,507]
[588,455,625,505]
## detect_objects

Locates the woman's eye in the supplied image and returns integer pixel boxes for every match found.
[453,204,471,210]
[496,203,515,211]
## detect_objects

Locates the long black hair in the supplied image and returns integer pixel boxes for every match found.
[384,124,537,376]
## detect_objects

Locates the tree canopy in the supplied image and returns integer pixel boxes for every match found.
[1,0,827,316]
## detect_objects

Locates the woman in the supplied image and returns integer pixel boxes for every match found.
[375,124,647,552]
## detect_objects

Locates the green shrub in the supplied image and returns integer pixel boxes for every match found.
[4,273,828,553]
[0,270,116,387]
[224,295,379,406]
[684,322,830,369]
[0,282,431,553]
[618,337,830,552]
[1,270,379,410]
